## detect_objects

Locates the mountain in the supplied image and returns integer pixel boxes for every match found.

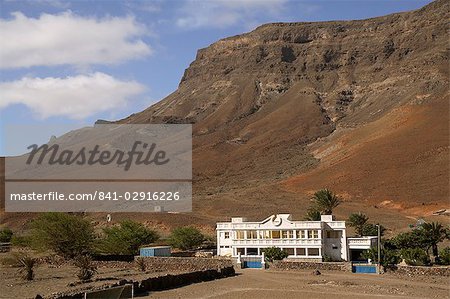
[1,0,448,232]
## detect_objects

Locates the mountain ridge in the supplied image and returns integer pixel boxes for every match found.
[1,0,448,231]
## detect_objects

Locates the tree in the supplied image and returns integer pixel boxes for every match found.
[362,247,400,269]
[304,207,321,221]
[421,222,448,261]
[400,248,430,266]
[389,222,449,261]
[168,226,205,250]
[438,247,450,265]
[262,247,288,262]
[389,229,429,251]
[361,223,386,237]
[311,189,341,215]
[347,213,369,236]
[98,220,159,255]
[0,227,13,242]
[30,213,95,258]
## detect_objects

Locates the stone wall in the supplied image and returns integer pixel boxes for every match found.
[388,265,450,277]
[135,257,234,273]
[46,257,235,299]
[270,260,350,272]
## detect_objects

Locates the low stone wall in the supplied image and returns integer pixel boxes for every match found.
[137,267,235,292]
[136,257,234,273]
[388,265,450,277]
[270,260,350,272]
[45,258,235,299]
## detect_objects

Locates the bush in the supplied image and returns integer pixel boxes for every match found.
[438,247,450,265]
[10,235,32,247]
[168,226,205,250]
[74,255,97,282]
[0,227,13,242]
[30,213,95,258]
[2,253,36,280]
[135,257,147,272]
[401,248,431,266]
[98,220,159,255]
[261,247,288,262]
[362,247,401,269]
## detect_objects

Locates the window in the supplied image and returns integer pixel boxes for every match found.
[308,248,320,256]
[283,248,295,255]
[271,230,281,239]
[282,230,293,239]
[236,231,245,240]
[236,248,245,255]
[247,248,258,255]
[297,230,306,239]
[224,232,230,239]
[296,248,306,256]
[247,230,257,239]
[308,230,319,239]
[326,231,341,239]
[259,230,271,239]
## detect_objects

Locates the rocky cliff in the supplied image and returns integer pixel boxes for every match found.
[1,0,448,230]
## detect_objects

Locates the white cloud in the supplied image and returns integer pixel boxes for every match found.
[0,73,146,119]
[0,12,152,69]
[175,0,288,29]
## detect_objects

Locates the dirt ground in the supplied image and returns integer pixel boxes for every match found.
[146,269,450,299]
[1,260,449,299]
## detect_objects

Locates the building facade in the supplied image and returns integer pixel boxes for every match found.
[216,214,349,261]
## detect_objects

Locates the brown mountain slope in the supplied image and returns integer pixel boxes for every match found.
[1,0,448,232]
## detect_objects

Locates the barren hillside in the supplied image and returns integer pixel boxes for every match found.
[1,0,448,232]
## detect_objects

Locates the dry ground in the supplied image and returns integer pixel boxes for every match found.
[0,258,449,299]
[146,269,450,299]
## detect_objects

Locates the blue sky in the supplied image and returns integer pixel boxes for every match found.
[0,0,433,155]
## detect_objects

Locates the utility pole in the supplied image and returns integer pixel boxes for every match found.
[377,224,381,273]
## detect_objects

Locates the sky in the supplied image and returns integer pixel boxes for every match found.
[0,0,433,155]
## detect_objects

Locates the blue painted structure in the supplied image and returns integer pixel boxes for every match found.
[139,246,171,257]
[352,263,377,273]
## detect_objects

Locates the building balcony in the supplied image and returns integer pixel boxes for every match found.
[348,237,378,249]
[216,221,325,230]
[231,239,323,246]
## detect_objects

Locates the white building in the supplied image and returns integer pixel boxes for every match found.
[216,214,349,261]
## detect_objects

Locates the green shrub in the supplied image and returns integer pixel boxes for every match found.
[74,255,97,282]
[401,248,431,266]
[438,247,450,265]
[168,226,205,250]
[98,220,159,255]
[362,247,401,269]
[10,234,33,247]
[261,247,288,262]
[304,208,321,221]
[0,227,13,242]
[322,254,333,262]
[30,212,95,258]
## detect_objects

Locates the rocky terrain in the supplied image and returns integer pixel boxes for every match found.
[1,0,448,232]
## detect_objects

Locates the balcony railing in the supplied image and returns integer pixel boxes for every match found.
[231,239,322,246]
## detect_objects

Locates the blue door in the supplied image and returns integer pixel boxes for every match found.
[352,264,377,273]
[243,260,262,268]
